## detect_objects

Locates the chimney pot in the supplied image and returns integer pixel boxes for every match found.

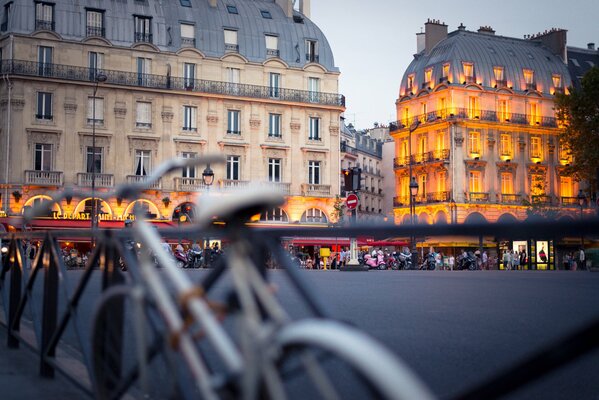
[588,43,596,50]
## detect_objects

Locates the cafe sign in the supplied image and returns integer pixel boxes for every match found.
[51,211,136,221]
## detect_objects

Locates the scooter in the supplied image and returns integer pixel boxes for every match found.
[420,252,437,270]
[363,253,387,270]
[174,249,189,268]
[397,250,413,270]
[188,249,203,268]
[387,252,399,270]
[458,252,477,270]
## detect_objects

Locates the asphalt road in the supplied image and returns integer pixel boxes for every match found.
[2,269,599,399]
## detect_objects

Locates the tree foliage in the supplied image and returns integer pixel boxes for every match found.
[331,195,346,226]
[555,67,599,188]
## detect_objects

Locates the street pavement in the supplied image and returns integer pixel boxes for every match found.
[1,269,599,399]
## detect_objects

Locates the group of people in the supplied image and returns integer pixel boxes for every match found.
[501,249,527,270]
[563,248,586,270]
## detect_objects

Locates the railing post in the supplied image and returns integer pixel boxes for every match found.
[7,237,22,348]
[40,236,58,377]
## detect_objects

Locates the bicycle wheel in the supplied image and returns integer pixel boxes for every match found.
[90,285,183,400]
[262,319,435,400]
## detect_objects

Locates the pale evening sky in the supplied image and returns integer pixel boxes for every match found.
[309,0,599,130]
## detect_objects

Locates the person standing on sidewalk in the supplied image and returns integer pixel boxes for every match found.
[579,248,586,271]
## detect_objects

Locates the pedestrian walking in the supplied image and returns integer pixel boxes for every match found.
[502,249,510,270]
[579,248,586,271]
[513,250,520,270]
[448,254,455,271]
[482,251,488,270]
[563,252,571,270]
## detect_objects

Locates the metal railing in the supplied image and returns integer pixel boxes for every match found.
[77,173,114,188]
[394,150,450,168]
[24,170,63,186]
[301,183,331,197]
[0,60,345,107]
[469,192,490,203]
[389,108,558,132]
[35,19,55,31]
[134,32,152,43]
[86,26,105,37]
[426,191,450,203]
[181,37,195,47]
[126,175,161,189]
[499,194,522,204]
[173,177,208,191]
[532,195,552,205]
[561,196,579,206]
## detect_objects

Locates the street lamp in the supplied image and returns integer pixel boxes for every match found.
[406,120,420,264]
[90,72,107,241]
[202,164,215,266]
[578,189,586,249]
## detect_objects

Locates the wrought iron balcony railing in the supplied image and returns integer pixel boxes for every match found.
[526,82,537,91]
[266,49,280,57]
[0,60,345,107]
[426,191,450,203]
[181,37,195,47]
[86,26,105,37]
[394,150,450,169]
[134,32,153,43]
[389,108,557,132]
[495,79,508,88]
[499,194,522,204]
[561,196,580,206]
[469,192,490,203]
[35,19,55,31]
[77,173,114,188]
[25,170,63,186]
[225,44,239,52]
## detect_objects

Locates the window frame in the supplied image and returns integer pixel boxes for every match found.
[182,105,197,132]
[226,155,240,180]
[227,109,241,134]
[34,143,53,171]
[308,160,321,184]
[134,149,151,176]
[86,146,103,174]
[36,91,53,120]
[309,116,320,140]
[268,158,281,182]
[268,113,281,137]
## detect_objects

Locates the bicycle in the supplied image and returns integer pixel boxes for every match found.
[29,156,435,400]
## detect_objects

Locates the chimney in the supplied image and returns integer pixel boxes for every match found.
[416,32,425,53]
[299,0,311,18]
[208,0,216,7]
[457,23,466,31]
[275,0,293,18]
[529,28,568,64]
[588,43,596,50]
[424,19,448,54]
[477,26,495,35]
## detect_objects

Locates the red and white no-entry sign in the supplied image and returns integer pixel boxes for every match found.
[346,193,359,210]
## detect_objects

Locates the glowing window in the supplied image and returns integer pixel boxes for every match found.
[530,136,542,158]
[500,133,512,157]
[463,62,474,79]
[523,69,534,84]
[468,171,482,193]
[468,131,481,155]
[553,74,562,88]
[501,173,513,194]
[442,63,450,79]
[498,100,510,121]
[493,66,504,82]
[424,68,432,84]
[468,96,479,119]
[407,74,415,90]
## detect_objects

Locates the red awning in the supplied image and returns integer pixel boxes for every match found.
[290,237,408,247]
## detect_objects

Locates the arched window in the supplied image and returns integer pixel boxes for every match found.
[301,208,328,224]
[260,207,289,222]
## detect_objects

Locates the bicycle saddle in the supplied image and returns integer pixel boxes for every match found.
[195,187,285,227]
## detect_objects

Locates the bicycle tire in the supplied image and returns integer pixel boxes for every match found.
[262,319,435,400]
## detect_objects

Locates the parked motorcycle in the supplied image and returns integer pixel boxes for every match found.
[457,251,477,270]
[174,248,190,268]
[387,252,399,270]
[188,249,204,268]
[397,250,413,270]
[420,252,437,270]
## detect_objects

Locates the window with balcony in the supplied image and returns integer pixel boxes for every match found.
[553,74,563,92]
[468,96,479,119]
[403,108,410,126]
[38,46,52,76]
[308,77,320,103]
[309,117,320,140]
[306,39,318,62]
[424,68,432,88]
[227,155,240,180]
[418,135,427,155]
[182,105,197,132]
[86,9,104,37]
[35,2,54,31]
[34,143,52,171]
[86,146,103,173]
[420,102,427,122]
[36,92,53,120]
[407,74,415,93]
[1,2,11,32]
[265,34,279,56]
[181,152,196,178]
[500,133,512,158]
[308,161,321,184]
[227,67,240,94]
[88,51,103,80]
[227,110,240,134]
[135,150,151,176]
[418,174,427,197]
[530,136,542,159]
[184,62,195,88]
[224,29,238,51]
[436,131,444,152]
[493,66,505,86]
[135,102,152,128]
[498,99,510,121]
[523,69,535,90]
[269,72,280,98]
[180,23,195,46]
[87,97,104,125]
[301,208,327,224]
[437,171,446,192]
[468,171,482,193]
[501,172,513,194]
[560,176,573,198]
[269,113,281,137]
[400,176,409,198]
[529,103,540,125]
[134,15,152,43]
[438,97,447,117]
[268,158,281,182]
[400,140,408,159]
[463,62,474,83]
[469,131,481,157]
[137,57,151,86]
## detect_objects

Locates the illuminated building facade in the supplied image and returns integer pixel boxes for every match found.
[391,21,584,229]
[0,0,344,227]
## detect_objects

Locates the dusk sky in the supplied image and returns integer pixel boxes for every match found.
[309,0,599,130]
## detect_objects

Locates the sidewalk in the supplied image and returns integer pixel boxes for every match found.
[0,327,88,400]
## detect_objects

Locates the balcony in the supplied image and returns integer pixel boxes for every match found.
[266,49,280,57]
[393,196,409,207]
[174,177,208,192]
[561,196,580,206]
[86,26,105,37]
[181,37,195,47]
[134,32,153,43]
[469,192,490,203]
[394,150,450,169]
[463,75,476,84]
[426,191,450,203]
[0,60,345,107]
[499,194,522,204]
[35,19,55,31]
[531,195,552,205]
[388,108,557,133]
[306,53,319,63]
[221,179,250,190]
[25,170,63,186]
[225,43,239,52]
[495,79,508,88]
[262,182,291,195]
[301,183,331,197]
[126,175,161,189]
[526,82,537,91]
[77,173,114,188]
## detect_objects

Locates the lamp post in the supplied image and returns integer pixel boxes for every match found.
[407,120,420,259]
[202,164,214,267]
[90,72,107,244]
[578,189,586,250]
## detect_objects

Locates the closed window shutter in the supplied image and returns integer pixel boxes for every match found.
[265,35,277,50]
[138,102,151,123]
[87,97,94,120]
[180,23,194,38]
[96,98,104,120]
[224,29,237,45]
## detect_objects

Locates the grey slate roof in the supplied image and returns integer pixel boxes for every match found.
[567,46,599,89]
[3,0,338,72]
[400,29,571,97]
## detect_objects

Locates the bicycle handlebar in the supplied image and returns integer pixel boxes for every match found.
[24,155,226,221]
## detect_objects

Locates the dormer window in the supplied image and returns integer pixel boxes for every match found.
[265,34,279,57]
[224,29,238,52]
[407,74,415,92]
[260,10,272,19]
[553,74,563,93]
[442,63,450,82]
[134,15,152,43]
[494,66,506,87]
[306,40,318,63]
[180,23,195,47]
[424,68,432,88]
[226,5,238,14]
[523,69,536,90]
[463,62,474,83]
[86,9,104,37]
[35,2,54,31]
